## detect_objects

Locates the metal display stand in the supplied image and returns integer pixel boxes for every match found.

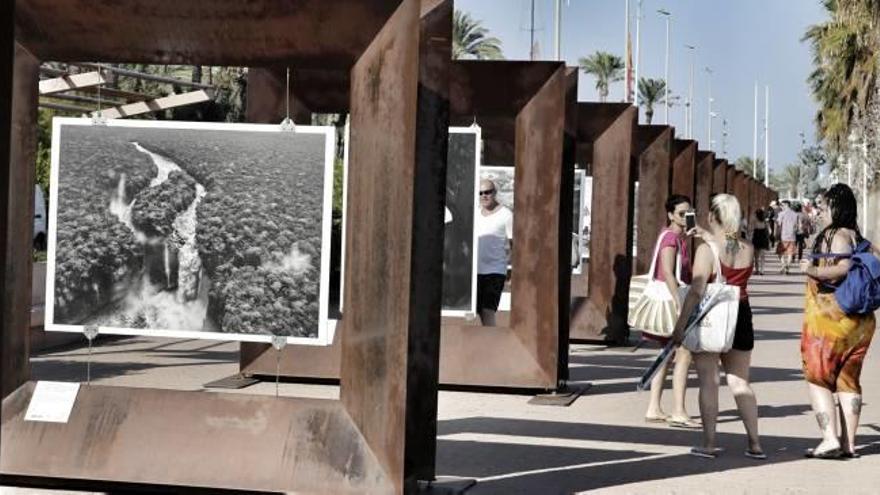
[631,125,673,275]
[240,59,576,391]
[570,103,636,344]
[2,1,446,492]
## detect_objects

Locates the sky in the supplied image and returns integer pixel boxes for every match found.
[456,0,828,174]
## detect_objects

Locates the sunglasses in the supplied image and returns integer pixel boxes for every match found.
[479,189,496,196]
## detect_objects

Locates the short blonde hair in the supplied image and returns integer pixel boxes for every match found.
[710,194,742,237]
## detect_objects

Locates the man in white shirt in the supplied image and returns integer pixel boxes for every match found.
[476,179,513,326]
[775,200,799,274]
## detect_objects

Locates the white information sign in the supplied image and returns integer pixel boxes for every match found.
[24,381,80,423]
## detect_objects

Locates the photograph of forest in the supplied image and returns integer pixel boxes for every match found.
[46,119,333,344]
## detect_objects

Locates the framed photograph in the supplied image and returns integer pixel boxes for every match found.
[572,170,586,274]
[443,127,481,316]
[479,166,514,312]
[582,175,593,260]
[45,118,335,345]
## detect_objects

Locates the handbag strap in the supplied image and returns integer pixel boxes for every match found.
[647,229,684,284]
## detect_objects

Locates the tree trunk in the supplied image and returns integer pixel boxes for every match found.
[645,108,653,125]
[192,66,203,84]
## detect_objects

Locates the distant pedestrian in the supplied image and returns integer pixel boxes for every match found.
[671,194,764,460]
[475,179,513,326]
[751,209,770,275]
[794,203,812,262]
[766,200,779,247]
[643,195,699,429]
[775,200,798,274]
[799,184,875,459]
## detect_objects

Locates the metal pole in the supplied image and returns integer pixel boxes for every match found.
[706,67,713,151]
[530,0,536,61]
[765,85,770,186]
[634,0,643,113]
[625,0,631,101]
[554,0,562,61]
[753,82,758,178]
[658,9,671,124]
[685,45,695,138]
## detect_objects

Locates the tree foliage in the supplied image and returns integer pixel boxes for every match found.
[734,156,767,183]
[638,78,666,124]
[453,10,504,60]
[579,51,625,102]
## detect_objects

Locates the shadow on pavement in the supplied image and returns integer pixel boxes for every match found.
[436,417,880,495]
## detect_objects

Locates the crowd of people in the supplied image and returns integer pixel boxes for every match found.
[634,183,875,460]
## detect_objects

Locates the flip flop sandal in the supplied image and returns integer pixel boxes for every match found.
[689,447,719,459]
[644,415,670,423]
[667,417,701,428]
[842,451,861,459]
[745,450,767,460]
[804,447,843,459]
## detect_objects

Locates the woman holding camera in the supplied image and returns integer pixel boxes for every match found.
[644,195,698,428]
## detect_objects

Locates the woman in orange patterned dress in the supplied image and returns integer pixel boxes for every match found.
[800,184,875,459]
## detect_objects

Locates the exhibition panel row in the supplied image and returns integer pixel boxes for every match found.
[0,1,779,493]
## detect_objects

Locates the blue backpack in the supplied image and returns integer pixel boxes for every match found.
[817,240,880,315]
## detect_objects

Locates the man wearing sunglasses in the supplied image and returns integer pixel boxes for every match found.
[475,179,513,326]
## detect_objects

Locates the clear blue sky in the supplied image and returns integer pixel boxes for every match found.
[456,0,827,174]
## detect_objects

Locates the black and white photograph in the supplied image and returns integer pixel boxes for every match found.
[443,127,481,316]
[46,118,335,345]
[479,166,514,312]
[582,175,593,260]
[572,170,585,274]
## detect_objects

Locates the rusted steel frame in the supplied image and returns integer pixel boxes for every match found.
[241,60,571,391]
[570,103,636,343]
[3,43,38,399]
[726,163,737,196]
[15,0,403,67]
[0,0,13,421]
[695,151,716,230]
[712,158,727,195]
[632,125,673,275]
[5,1,437,493]
[671,139,697,200]
[1,383,395,493]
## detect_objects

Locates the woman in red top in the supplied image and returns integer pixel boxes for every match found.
[644,195,698,428]
[671,194,764,460]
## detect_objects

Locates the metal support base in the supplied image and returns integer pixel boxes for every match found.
[527,383,591,407]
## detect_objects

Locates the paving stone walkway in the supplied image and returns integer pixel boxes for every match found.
[8,259,880,494]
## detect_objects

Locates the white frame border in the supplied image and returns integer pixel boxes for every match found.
[45,117,335,346]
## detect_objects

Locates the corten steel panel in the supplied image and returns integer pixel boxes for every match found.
[632,126,673,275]
[342,0,441,489]
[671,140,697,200]
[695,151,715,231]
[3,1,441,493]
[1,0,13,416]
[712,159,728,195]
[2,44,38,399]
[242,60,572,391]
[748,178,760,228]
[1,383,394,493]
[15,0,403,67]
[571,103,636,343]
[726,164,737,196]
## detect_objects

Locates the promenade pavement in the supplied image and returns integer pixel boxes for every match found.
[5,259,880,494]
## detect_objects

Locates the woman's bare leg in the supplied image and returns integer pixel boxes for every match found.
[721,350,762,453]
[837,392,862,454]
[694,353,721,450]
[807,383,841,452]
[646,359,670,419]
[671,346,693,420]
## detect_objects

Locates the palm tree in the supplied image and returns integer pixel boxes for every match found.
[734,156,767,183]
[453,10,504,60]
[637,78,666,124]
[780,164,802,198]
[804,0,880,153]
[578,51,625,102]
